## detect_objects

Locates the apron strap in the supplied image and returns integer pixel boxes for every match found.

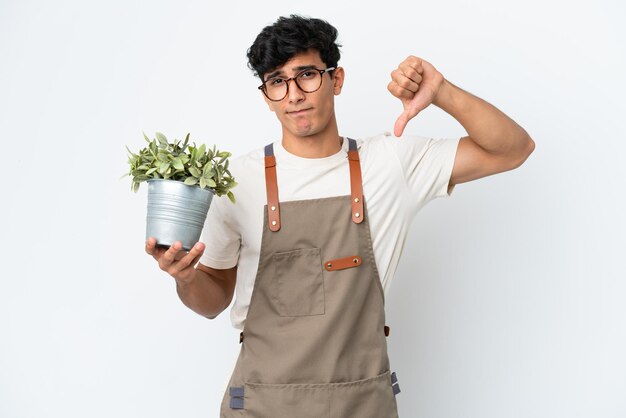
[347,138,364,224]
[263,138,364,232]
[264,143,281,232]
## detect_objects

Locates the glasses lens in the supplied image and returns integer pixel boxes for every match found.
[265,78,288,101]
[295,70,322,93]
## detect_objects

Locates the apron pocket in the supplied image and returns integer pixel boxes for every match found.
[242,371,397,418]
[329,370,398,418]
[244,381,330,418]
[272,247,325,316]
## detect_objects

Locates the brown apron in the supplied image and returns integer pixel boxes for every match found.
[220,138,401,417]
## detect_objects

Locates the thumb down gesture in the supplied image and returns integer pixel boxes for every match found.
[387,56,445,137]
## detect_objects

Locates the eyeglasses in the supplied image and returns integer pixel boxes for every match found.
[258,67,336,102]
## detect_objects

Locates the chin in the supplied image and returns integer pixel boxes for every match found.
[291,124,317,137]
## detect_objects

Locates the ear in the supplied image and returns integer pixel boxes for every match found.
[332,67,345,95]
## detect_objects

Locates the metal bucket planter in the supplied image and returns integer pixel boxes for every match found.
[145,178,215,251]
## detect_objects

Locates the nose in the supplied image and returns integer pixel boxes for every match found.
[286,78,305,104]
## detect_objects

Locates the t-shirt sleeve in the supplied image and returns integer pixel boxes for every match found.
[389,133,461,206]
[198,194,240,269]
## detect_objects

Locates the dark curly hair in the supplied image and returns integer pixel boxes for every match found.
[247,15,342,81]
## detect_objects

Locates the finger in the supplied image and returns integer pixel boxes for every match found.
[159,241,183,270]
[387,81,414,101]
[146,237,166,260]
[170,242,206,276]
[146,237,156,255]
[391,69,419,93]
[404,55,423,67]
[399,61,423,82]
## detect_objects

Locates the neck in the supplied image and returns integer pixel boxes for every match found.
[281,114,342,158]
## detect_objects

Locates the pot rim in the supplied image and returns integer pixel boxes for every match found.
[146,178,216,194]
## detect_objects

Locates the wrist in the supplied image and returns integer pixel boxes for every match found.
[432,77,453,109]
[175,269,199,291]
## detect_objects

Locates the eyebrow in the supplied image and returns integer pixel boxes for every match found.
[265,65,318,81]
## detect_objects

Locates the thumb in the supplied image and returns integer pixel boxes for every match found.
[394,109,417,137]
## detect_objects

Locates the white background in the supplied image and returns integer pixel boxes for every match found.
[1,0,625,417]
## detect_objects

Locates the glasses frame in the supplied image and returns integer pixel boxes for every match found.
[258,67,336,102]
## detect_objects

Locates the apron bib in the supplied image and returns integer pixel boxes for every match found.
[220,138,401,417]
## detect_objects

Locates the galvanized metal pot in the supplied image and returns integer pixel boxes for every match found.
[145,179,215,251]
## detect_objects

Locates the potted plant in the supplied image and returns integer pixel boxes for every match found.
[124,132,237,251]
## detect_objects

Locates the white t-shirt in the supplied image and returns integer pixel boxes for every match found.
[199,132,460,330]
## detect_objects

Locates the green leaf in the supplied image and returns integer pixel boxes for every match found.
[227,191,236,203]
[205,178,216,188]
[156,132,168,147]
[199,177,207,189]
[184,176,198,185]
[158,162,170,174]
[172,158,184,170]
[197,143,206,158]
[146,167,158,175]
[189,166,201,178]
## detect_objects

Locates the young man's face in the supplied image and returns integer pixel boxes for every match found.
[260,49,344,139]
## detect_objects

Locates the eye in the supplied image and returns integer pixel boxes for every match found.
[268,78,284,86]
[298,71,315,79]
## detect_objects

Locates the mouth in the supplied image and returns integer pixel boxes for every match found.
[287,108,313,116]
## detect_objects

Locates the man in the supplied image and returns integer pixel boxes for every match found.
[145,15,534,417]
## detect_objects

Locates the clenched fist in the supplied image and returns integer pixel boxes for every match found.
[387,56,445,137]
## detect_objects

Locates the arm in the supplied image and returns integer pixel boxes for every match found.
[177,264,237,320]
[388,56,535,187]
[433,78,535,186]
[145,237,237,319]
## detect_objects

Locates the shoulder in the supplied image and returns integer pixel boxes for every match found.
[349,132,389,154]
[227,144,266,175]
[218,144,266,215]
[354,131,434,150]
[353,131,433,160]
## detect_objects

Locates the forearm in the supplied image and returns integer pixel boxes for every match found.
[433,78,533,156]
[175,268,229,319]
